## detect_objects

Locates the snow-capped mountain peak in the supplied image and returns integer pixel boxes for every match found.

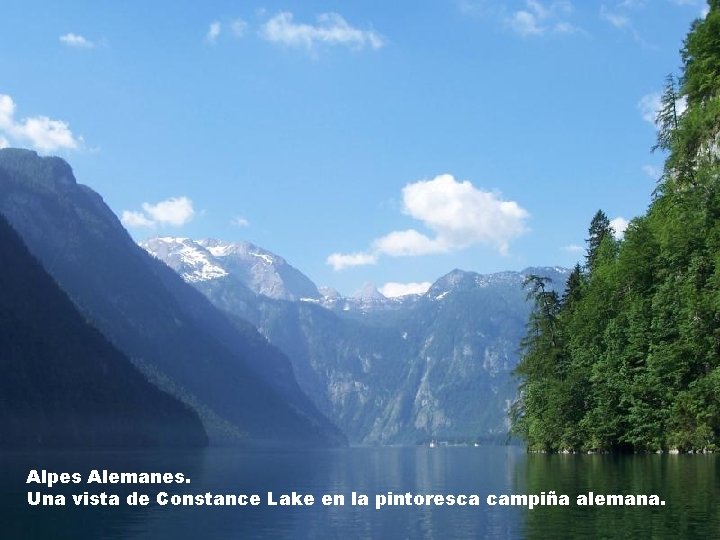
[140,237,227,283]
[142,237,320,301]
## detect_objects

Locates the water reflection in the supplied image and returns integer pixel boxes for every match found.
[3,447,718,539]
[516,453,720,539]
[3,447,525,539]
[132,446,525,539]
[3,450,203,539]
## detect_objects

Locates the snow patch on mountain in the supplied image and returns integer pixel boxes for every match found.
[140,237,228,283]
[141,237,320,300]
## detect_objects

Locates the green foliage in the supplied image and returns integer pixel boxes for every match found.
[585,210,614,272]
[512,3,720,452]
[653,74,681,154]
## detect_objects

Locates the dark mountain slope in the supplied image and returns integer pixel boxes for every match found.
[0,213,207,449]
[0,149,343,446]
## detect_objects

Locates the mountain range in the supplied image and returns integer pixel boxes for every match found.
[0,148,568,448]
[141,235,568,444]
[0,148,344,447]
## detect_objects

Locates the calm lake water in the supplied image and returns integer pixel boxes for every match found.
[3,446,719,539]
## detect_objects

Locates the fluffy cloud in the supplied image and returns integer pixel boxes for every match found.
[231,216,250,227]
[506,1,578,37]
[206,21,221,43]
[59,33,94,48]
[508,10,544,36]
[373,229,443,257]
[0,136,8,149]
[402,174,529,253]
[142,197,195,226]
[121,210,156,228]
[327,174,529,270]
[327,252,378,271]
[610,216,629,239]
[0,94,83,152]
[121,196,195,229]
[562,244,584,253]
[379,281,432,298]
[260,12,384,50]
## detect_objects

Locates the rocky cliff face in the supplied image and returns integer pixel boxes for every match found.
[143,234,568,444]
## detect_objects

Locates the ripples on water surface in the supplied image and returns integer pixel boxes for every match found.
[3,446,718,539]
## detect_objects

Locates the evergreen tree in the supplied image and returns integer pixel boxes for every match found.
[511,1,720,453]
[652,74,680,154]
[561,264,584,308]
[585,210,613,273]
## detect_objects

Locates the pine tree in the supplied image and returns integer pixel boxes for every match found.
[653,74,681,154]
[512,1,720,453]
[585,210,613,273]
[561,263,584,308]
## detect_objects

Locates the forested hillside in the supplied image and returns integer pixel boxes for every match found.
[0,213,207,448]
[512,1,720,453]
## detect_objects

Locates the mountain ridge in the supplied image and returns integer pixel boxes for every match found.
[0,148,345,447]
[0,210,207,449]
[143,233,569,444]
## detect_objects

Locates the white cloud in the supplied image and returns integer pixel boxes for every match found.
[0,136,8,149]
[122,196,195,229]
[638,91,687,126]
[327,252,378,271]
[59,33,94,48]
[206,21,221,43]
[610,216,629,239]
[0,96,13,130]
[18,117,80,152]
[526,0,549,18]
[600,6,630,28]
[400,174,529,254]
[373,229,444,256]
[231,18,248,37]
[142,197,195,226]
[0,93,82,152]
[638,92,661,124]
[231,216,249,227]
[506,1,579,37]
[562,244,584,253]
[260,12,384,50]
[327,174,529,270]
[599,4,654,47]
[553,21,580,33]
[676,95,688,116]
[121,210,156,228]
[508,10,543,36]
[379,281,432,298]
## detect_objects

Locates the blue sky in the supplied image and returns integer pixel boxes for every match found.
[0,0,709,295]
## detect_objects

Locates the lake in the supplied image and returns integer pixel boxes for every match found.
[3,446,719,539]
